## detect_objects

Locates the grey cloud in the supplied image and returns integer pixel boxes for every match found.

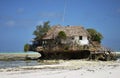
[116,8,120,14]
[0,16,13,20]
[38,12,63,18]
[16,8,24,14]
[5,20,15,26]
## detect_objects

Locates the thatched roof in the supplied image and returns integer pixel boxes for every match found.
[42,25,90,39]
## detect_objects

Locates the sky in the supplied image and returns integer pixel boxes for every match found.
[0,0,120,52]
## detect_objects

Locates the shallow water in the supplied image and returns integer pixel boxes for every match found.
[0,51,38,54]
[0,60,40,68]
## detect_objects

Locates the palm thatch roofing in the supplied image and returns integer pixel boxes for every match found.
[42,25,90,39]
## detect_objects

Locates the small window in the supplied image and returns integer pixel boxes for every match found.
[71,37,74,40]
[79,36,82,40]
[87,37,89,40]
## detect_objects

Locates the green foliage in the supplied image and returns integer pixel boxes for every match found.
[33,21,51,40]
[58,31,67,40]
[24,44,30,52]
[87,29,103,43]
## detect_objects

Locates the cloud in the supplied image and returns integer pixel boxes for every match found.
[17,8,24,14]
[116,8,120,14]
[38,12,62,18]
[36,21,43,25]
[5,20,15,26]
[0,15,13,20]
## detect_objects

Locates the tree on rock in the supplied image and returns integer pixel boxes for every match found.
[24,43,30,52]
[33,21,51,40]
[87,29,103,43]
[56,31,67,45]
[58,31,67,40]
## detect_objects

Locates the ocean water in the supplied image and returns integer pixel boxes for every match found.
[0,51,40,68]
[0,60,40,68]
[0,51,37,54]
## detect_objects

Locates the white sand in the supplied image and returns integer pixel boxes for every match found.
[0,60,120,78]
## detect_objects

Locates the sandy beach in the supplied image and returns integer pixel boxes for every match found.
[0,60,120,78]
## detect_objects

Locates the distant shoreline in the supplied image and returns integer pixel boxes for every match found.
[115,52,120,54]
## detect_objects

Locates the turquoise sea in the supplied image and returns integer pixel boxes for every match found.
[0,60,40,68]
[0,51,40,68]
[0,51,38,54]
